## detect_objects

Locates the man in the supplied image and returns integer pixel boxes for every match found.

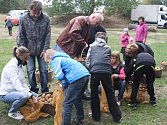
[17,0,51,93]
[125,43,156,110]
[54,13,104,58]
[5,17,13,36]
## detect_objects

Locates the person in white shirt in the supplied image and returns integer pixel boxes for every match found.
[0,46,38,120]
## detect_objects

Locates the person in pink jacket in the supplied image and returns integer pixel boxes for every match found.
[121,28,130,61]
[135,16,148,43]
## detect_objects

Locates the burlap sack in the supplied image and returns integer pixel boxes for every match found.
[53,82,64,125]
[124,81,149,104]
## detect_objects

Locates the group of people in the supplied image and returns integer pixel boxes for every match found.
[0,0,157,125]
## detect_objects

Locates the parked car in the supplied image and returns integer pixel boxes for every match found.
[5,10,28,25]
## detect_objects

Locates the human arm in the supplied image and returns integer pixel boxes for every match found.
[68,17,88,48]
[121,34,128,43]
[85,46,91,69]
[17,18,27,47]
[143,24,148,43]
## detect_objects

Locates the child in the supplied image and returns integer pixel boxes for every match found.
[121,28,131,61]
[111,51,126,106]
[44,49,90,125]
[5,17,13,36]
[86,32,122,123]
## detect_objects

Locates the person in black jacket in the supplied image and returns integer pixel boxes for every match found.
[5,17,13,36]
[86,32,122,123]
[125,43,156,110]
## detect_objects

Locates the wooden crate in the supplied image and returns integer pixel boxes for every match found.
[35,69,53,83]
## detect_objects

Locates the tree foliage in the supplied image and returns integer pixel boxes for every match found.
[151,0,167,5]
[0,0,32,13]
[104,0,138,17]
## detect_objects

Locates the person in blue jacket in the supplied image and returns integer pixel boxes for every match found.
[44,49,90,125]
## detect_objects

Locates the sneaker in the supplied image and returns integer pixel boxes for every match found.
[8,112,24,120]
[88,112,92,117]
[150,101,157,106]
[128,103,137,110]
[114,117,123,123]
[117,101,121,106]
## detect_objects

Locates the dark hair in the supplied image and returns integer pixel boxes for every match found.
[138,16,145,22]
[13,46,29,57]
[28,0,42,11]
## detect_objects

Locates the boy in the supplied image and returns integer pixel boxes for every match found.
[86,32,122,123]
[44,49,90,125]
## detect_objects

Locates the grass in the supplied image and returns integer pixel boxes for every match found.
[0,21,167,125]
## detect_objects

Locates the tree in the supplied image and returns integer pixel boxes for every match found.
[151,0,167,5]
[104,0,139,17]
[0,0,31,13]
[45,0,103,16]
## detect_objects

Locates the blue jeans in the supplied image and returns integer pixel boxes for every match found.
[61,75,89,125]
[54,43,65,53]
[27,55,48,93]
[0,92,37,113]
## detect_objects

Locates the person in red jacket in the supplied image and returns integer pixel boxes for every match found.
[111,51,126,106]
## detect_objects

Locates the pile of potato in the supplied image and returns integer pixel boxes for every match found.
[155,66,163,71]
[38,93,53,104]
[161,61,167,65]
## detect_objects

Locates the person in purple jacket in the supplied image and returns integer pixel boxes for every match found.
[135,16,148,43]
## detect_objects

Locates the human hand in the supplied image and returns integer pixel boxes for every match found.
[31,96,38,104]
[40,51,45,60]
[112,74,119,79]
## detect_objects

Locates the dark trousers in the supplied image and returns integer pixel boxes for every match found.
[8,27,12,36]
[114,80,126,101]
[90,73,122,122]
[121,47,126,61]
[130,65,156,104]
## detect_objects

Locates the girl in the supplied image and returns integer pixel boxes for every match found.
[111,51,126,106]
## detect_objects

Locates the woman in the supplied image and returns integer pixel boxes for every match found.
[135,16,148,43]
[0,46,38,120]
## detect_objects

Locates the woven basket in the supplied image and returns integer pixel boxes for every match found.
[155,69,163,78]
[35,69,53,83]
[161,61,167,71]
[39,92,55,116]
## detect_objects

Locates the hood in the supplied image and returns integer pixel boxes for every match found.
[93,38,107,47]
[52,52,70,59]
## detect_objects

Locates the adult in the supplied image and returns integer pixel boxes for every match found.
[125,44,156,110]
[17,0,51,93]
[135,16,148,43]
[44,49,90,125]
[0,46,38,120]
[5,17,13,36]
[54,13,104,58]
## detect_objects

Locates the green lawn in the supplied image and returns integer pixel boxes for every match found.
[0,24,167,125]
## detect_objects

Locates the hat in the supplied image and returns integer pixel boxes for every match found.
[124,28,129,32]
[129,36,134,42]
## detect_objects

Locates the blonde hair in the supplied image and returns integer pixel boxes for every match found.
[111,51,122,64]
[125,43,139,57]
[13,46,29,57]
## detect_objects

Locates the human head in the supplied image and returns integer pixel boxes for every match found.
[124,28,129,34]
[138,16,145,24]
[13,46,30,64]
[95,32,107,41]
[44,49,56,63]
[125,43,139,57]
[111,51,121,65]
[89,13,104,27]
[28,0,43,20]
